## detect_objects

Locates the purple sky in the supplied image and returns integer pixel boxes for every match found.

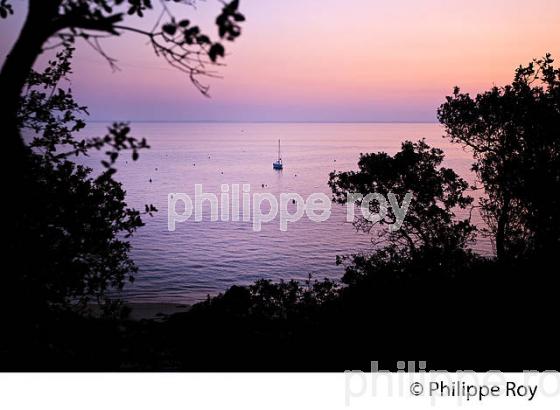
[1,0,559,122]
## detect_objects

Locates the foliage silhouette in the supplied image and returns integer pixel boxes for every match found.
[329,140,476,252]
[438,54,560,263]
[1,0,244,364]
[329,139,477,285]
[9,45,156,318]
[0,0,13,18]
[0,0,245,165]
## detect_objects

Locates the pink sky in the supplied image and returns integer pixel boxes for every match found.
[1,0,559,121]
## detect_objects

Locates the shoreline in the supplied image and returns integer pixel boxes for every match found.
[125,303,191,320]
[88,303,191,321]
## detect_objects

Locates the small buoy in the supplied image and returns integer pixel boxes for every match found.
[155,167,158,171]
[149,178,152,183]
[261,184,264,188]
[292,199,296,204]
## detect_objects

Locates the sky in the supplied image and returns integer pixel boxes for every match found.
[1,0,559,122]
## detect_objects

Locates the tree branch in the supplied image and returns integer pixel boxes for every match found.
[52,13,124,35]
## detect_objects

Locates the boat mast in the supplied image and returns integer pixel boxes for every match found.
[278,139,281,161]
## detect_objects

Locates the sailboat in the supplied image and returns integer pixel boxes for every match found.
[273,139,283,170]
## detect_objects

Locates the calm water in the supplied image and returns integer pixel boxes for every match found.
[79,122,492,303]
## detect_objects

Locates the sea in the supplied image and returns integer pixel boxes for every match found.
[78,122,492,303]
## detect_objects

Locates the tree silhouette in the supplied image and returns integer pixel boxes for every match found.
[10,44,156,316]
[330,141,475,253]
[0,0,245,164]
[438,54,560,263]
[329,140,477,285]
[1,0,244,313]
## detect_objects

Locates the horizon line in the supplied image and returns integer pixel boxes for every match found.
[87,120,440,124]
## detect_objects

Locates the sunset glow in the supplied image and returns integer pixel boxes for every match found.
[2,0,559,121]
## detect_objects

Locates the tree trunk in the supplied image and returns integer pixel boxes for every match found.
[0,0,59,168]
[2,1,60,284]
